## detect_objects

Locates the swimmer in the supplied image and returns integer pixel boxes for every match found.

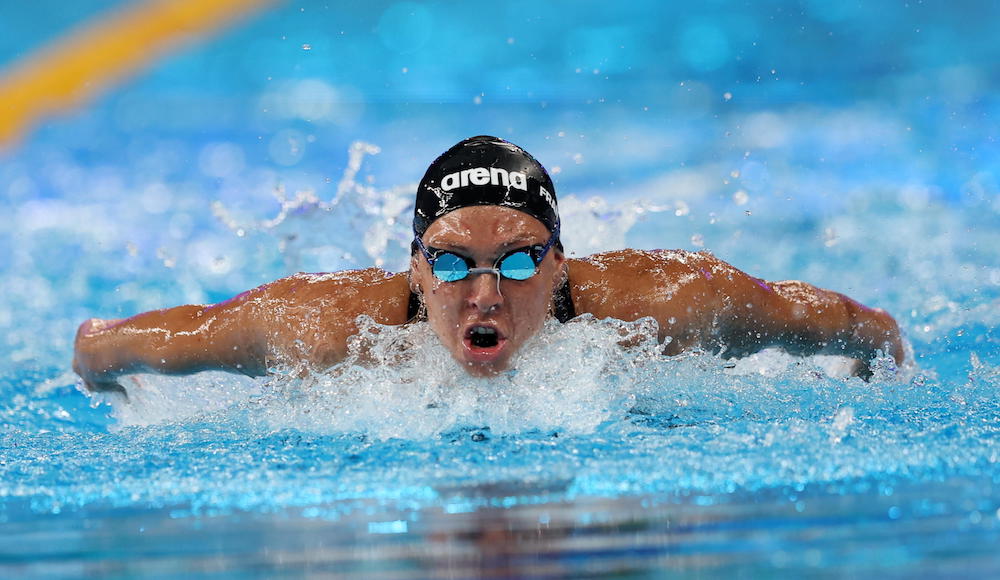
[73,135,905,394]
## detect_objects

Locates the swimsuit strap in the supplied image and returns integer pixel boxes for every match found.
[406,288,423,322]
[552,278,576,323]
[405,281,576,324]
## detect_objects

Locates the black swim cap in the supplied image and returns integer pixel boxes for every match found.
[413,135,560,241]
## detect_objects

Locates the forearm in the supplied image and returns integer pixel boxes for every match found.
[73,304,267,390]
[759,282,904,366]
[828,296,904,364]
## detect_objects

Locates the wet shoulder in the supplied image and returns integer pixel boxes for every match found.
[259,268,411,325]
[567,249,725,321]
[568,248,726,280]
[282,268,405,289]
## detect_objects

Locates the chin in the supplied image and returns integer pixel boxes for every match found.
[454,332,516,376]
[458,353,513,377]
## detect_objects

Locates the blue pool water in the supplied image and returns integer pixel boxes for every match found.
[2,1,999,577]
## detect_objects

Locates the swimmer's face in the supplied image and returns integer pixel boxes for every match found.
[411,206,566,376]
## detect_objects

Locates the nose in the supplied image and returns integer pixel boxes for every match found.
[467,270,503,313]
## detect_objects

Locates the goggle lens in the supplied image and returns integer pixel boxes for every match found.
[497,251,536,280]
[432,252,471,282]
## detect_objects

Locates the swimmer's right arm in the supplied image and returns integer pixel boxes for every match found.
[72,290,270,395]
[72,270,412,395]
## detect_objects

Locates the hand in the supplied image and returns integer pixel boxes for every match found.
[850,358,874,382]
[73,318,127,395]
[77,376,128,396]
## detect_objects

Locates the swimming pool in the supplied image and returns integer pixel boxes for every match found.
[2,1,999,577]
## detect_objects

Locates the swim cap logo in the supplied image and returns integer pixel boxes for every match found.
[441,167,527,192]
[538,185,557,211]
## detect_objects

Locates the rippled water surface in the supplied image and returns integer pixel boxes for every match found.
[2,1,1000,577]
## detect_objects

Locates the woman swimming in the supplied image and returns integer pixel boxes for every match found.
[73,136,904,394]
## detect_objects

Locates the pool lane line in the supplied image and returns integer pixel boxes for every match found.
[0,0,279,150]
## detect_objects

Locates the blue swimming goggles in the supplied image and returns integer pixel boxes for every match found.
[414,224,560,282]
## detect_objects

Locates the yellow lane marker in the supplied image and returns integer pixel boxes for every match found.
[0,0,278,150]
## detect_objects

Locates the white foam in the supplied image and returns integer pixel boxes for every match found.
[246,315,663,439]
[89,314,905,439]
[92,315,665,435]
[91,372,261,428]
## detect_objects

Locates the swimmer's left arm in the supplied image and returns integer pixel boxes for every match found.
[570,250,903,378]
[708,265,905,377]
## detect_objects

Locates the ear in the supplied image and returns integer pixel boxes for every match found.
[549,251,567,291]
[409,254,425,294]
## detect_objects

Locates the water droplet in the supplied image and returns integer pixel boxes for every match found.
[824,227,838,247]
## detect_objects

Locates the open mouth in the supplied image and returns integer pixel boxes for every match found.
[467,325,500,349]
[461,324,509,370]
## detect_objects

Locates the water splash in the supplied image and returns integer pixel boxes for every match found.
[87,314,929,444]
[96,316,664,437]
[212,141,418,272]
